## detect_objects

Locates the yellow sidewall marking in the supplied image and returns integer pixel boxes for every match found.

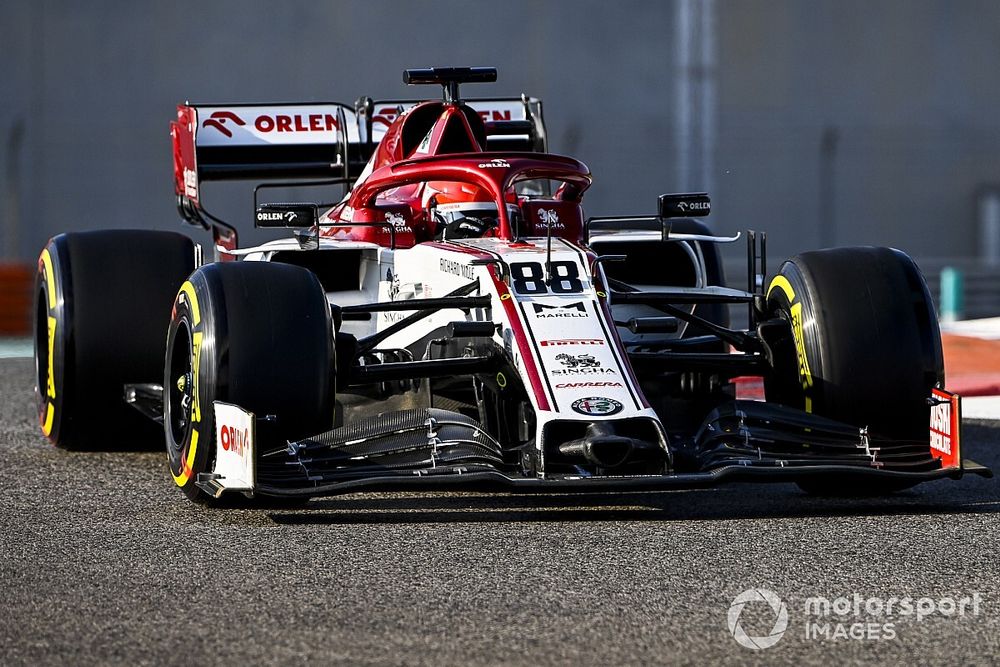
[172,430,199,486]
[39,249,58,437]
[180,281,201,326]
[46,316,57,399]
[173,285,203,487]
[41,249,56,309]
[766,275,795,302]
[191,331,203,424]
[788,302,813,391]
[768,274,814,412]
[41,404,54,437]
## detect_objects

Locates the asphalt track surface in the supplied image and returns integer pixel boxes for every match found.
[2,357,999,666]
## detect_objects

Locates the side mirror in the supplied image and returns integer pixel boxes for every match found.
[658,192,711,218]
[255,203,318,228]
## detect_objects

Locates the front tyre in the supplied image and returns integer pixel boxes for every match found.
[763,247,943,495]
[164,262,335,502]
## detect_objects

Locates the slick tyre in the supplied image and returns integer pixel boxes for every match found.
[763,247,943,495]
[164,262,335,502]
[34,230,196,449]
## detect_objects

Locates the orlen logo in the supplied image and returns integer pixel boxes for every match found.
[373,107,512,128]
[256,211,300,224]
[220,424,249,456]
[202,111,246,138]
[478,158,510,169]
[254,113,339,133]
[201,110,340,137]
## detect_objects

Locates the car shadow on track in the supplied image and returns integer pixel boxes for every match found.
[266,483,1000,525]
[265,421,1000,524]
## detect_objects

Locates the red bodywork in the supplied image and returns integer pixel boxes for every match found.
[319,101,592,247]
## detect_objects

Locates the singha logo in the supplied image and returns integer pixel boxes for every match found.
[555,353,600,368]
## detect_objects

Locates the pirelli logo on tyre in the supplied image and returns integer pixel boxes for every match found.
[767,275,815,412]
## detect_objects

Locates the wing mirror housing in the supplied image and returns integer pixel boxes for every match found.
[255,203,318,228]
[658,193,711,219]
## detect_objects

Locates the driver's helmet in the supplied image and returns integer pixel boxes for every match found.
[424,181,516,240]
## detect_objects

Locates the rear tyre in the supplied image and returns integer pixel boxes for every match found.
[763,247,943,495]
[164,261,335,502]
[34,230,195,449]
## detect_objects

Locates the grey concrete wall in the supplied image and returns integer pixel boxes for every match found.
[2,0,998,265]
[716,0,1000,259]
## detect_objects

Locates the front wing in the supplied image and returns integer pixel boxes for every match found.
[198,391,991,499]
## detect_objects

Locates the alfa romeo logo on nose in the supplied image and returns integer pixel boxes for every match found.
[727,588,788,650]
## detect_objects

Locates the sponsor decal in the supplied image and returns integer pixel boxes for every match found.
[220,424,250,456]
[540,338,605,347]
[930,400,952,455]
[439,258,476,280]
[45,317,56,399]
[536,208,565,230]
[571,396,623,416]
[480,109,512,122]
[374,107,511,128]
[555,353,600,368]
[532,301,587,318]
[677,200,710,212]
[416,128,433,154]
[552,365,617,377]
[200,109,339,138]
[555,381,623,389]
[255,211,300,224]
[183,167,198,199]
[201,110,245,138]
[373,106,403,128]
[478,158,510,169]
[254,113,338,133]
[384,211,408,229]
[386,268,400,301]
[929,389,959,466]
[552,353,621,376]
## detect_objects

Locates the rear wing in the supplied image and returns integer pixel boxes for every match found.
[171,96,546,251]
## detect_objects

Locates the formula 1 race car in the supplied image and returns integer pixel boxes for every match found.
[33,67,991,502]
